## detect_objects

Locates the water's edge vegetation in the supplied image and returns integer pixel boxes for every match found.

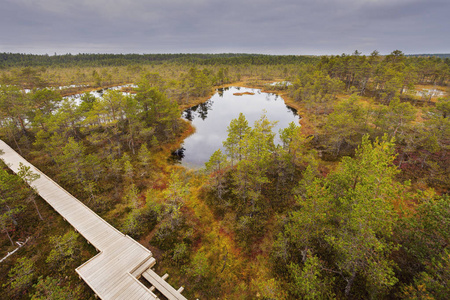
[0,52,449,299]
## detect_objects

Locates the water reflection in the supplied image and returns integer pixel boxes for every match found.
[217,87,230,98]
[170,147,186,163]
[183,109,194,122]
[286,106,298,115]
[176,87,301,169]
[182,100,214,121]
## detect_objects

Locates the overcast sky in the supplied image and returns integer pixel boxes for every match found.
[1,0,449,55]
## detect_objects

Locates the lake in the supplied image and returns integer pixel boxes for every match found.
[174,86,300,168]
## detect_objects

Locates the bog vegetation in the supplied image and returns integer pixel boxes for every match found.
[0,51,449,299]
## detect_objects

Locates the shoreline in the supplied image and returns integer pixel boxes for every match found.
[184,78,316,136]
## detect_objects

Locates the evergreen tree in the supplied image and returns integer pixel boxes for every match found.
[223,112,250,166]
[284,135,404,298]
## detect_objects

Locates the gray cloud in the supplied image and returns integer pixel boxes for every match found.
[1,0,449,55]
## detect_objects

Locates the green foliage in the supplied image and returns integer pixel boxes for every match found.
[402,250,450,300]
[17,162,40,185]
[31,276,81,300]
[172,242,190,265]
[52,138,103,205]
[124,184,140,209]
[207,114,315,248]
[153,172,191,252]
[77,92,96,113]
[273,122,302,185]
[121,153,134,184]
[324,94,369,156]
[252,277,287,300]
[0,84,30,136]
[436,97,450,118]
[205,149,228,199]
[181,67,213,98]
[394,101,450,190]
[222,113,279,246]
[283,135,404,298]
[153,205,186,251]
[135,84,180,140]
[122,209,142,237]
[28,88,62,129]
[190,250,211,280]
[11,67,47,89]
[122,190,162,238]
[273,123,315,205]
[288,252,335,299]
[164,171,190,206]
[137,143,152,171]
[0,166,28,244]
[17,162,44,220]
[45,230,80,271]
[395,192,450,292]
[289,70,344,113]
[223,112,250,165]
[318,50,428,101]
[205,148,228,173]
[373,97,416,140]
[0,53,318,68]
[3,256,35,295]
[232,112,276,206]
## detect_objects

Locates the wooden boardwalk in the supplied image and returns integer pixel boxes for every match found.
[0,140,187,300]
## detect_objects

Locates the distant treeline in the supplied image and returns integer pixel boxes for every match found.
[0,53,318,68]
[407,53,450,58]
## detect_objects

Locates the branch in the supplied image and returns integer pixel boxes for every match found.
[0,237,31,263]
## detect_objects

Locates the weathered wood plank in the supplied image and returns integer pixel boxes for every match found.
[142,269,188,300]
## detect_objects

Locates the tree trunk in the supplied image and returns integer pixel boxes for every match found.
[32,198,44,221]
[345,269,357,298]
[3,225,14,246]
[17,116,28,135]
[398,152,405,168]
[9,127,23,155]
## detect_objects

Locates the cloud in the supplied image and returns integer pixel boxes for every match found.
[1,0,449,54]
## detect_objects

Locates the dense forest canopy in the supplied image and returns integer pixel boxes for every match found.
[0,50,449,299]
[407,54,450,59]
[0,53,318,68]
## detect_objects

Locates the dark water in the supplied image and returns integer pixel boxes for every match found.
[174,87,300,168]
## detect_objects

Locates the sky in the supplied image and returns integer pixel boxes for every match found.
[1,0,449,55]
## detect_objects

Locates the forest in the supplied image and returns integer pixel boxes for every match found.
[0,51,449,299]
